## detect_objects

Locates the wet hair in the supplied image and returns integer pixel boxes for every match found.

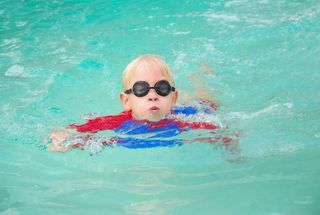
[122,54,174,89]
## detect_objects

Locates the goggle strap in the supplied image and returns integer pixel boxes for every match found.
[124,89,132,94]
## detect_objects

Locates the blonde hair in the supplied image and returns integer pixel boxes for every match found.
[122,54,174,89]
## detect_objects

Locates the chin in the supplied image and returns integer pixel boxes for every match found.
[145,116,161,122]
[146,114,164,122]
[132,113,161,122]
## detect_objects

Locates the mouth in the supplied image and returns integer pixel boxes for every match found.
[149,106,160,112]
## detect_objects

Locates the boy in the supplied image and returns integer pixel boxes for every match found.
[49,54,221,152]
[120,54,178,122]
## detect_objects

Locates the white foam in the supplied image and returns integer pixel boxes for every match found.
[279,4,320,24]
[15,21,28,27]
[173,52,187,70]
[166,112,224,129]
[173,31,191,35]
[0,208,20,215]
[277,144,301,153]
[228,103,294,120]
[5,64,25,77]
[2,38,20,47]
[204,11,240,22]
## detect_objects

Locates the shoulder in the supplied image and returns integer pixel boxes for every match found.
[172,99,217,115]
[69,110,133,133]
[172,106,197,115]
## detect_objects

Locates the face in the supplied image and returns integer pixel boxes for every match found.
[120,66,178,122]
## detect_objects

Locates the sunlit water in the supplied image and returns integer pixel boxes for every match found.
[1,0,320,214]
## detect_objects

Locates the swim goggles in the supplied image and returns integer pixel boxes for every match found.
[124,80,175,97]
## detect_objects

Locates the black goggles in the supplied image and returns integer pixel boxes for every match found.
[124,80,175,97]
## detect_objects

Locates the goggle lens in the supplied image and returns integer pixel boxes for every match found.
[125,80,175,97]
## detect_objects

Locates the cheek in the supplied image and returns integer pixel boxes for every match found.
[131,98,147,111]
[160,97,174,111]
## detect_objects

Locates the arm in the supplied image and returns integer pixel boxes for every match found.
[48,129,74,152]
[48,111,132,152]
[179,63,217,106]
[68,111,132,133]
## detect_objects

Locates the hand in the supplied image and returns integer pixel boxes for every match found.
[48,131,70,152]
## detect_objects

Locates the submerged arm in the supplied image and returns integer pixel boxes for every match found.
[48,111,132,152]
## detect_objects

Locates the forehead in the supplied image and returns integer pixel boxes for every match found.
[129,64,169,85]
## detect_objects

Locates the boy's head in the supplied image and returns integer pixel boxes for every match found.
[120,54,178,121]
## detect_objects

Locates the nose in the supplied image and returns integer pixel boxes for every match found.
[147,89,159,101]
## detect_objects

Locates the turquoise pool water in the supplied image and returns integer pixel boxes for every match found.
[1,0,319,214]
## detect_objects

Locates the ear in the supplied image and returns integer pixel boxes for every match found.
[120,93,131,111]
[172,91,178,106]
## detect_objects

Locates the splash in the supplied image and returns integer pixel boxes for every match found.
[226,103,294,120]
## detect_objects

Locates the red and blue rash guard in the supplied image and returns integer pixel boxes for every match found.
[68,101,221,148]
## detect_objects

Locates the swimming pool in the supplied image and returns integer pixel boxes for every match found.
[1,0,319,214]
